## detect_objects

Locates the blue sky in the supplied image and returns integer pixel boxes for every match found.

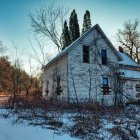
[0,0,140,42]
[0,0,140,71]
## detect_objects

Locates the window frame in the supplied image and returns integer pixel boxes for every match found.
[45,80,49,95]
[55,76,63,96]
[102,77,109,95]
[101,49,107,65]
[103,77,108,87]
[136,84,140,92]
[83,45,90,63]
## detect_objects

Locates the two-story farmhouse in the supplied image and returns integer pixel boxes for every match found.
[42,24,140,105]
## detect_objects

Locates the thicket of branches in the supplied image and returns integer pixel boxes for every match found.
[29,2,92,51]
[117,19,140,63]
[0,56,41,96]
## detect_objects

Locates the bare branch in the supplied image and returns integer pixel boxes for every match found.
[29,2,69,52]
[28,37,52,68]
[116,19,140,62]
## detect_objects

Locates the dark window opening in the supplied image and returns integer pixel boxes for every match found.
[83,45,89,63]
[101,49,107,65]
[45,80,49,95]
[55,76,63,96]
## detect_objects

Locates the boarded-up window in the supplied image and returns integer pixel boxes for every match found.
[83,45,89,63]
[136,84,140,92]
[126,84,133,90]
[137,93,140,98]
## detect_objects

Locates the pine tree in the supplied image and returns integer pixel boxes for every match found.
[69,10,75,42]
[73,12,80,40]
[69,9,80,42]
[62,21,71,50]
[82,10,92,34]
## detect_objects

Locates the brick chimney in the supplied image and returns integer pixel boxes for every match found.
[119,46,123,53]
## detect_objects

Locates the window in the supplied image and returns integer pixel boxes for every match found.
[102,77,109,95]
[101,49,107,65]
[103,77,108,87]
[137,93,140,98]
[126,84,133,90]
[55,76,63,95]
[83,45,89,63]
[45,80,49,95]
[57,76,60,85]
[136,84,140,92]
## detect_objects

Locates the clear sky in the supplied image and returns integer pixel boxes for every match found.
[0,0,140,71]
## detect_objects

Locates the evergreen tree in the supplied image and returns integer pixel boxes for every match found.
[82,10,92,34]
[69,10,75,42]
[69,9,80,42]
[62,21,71,50]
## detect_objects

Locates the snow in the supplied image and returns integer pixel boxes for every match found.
[0,106,140,140]
[119,52,140,79]
[0,109,77,140]
[43,24,98,69]
[120,69,140,79]
[119,52,140,67]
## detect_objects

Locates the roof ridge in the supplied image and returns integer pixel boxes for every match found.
[119,51,139,64]
[43,24,99,69]
[43,24,122,69]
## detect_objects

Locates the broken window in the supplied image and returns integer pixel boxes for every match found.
[83,45,89,63]
[101,49,107,65]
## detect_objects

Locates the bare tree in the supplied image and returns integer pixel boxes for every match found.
[0,41,7,55]
[11,42,23,95]
[29,1,69,52]
[66,35,104,104]
[108,61,123,106]
[29,37,53,98]
[7,42,24,107]
[28,37,52,68]
[71,34,130,106]
[74,35,109,104]
[69,63,79,105]
[21,59,34,97]
[117,19,140,62]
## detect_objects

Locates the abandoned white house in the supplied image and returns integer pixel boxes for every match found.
[42,24,140,105]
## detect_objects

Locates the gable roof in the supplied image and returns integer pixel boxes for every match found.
[43,24,123,69]
[119,52,140,67]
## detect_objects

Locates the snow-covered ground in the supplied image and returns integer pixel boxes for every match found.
[0,105,140,140]
[0,109,77,140]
